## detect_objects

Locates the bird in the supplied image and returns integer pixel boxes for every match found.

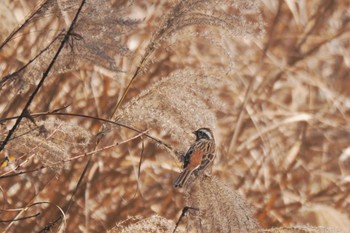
[174,128,216,188]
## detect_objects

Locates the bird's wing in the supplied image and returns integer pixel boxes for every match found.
[183,144,196,168]
[174,150,203,188]
[187,149,203,170]
[198,153,215,170]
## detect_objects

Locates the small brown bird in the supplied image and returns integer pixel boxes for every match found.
[174,128,216,188]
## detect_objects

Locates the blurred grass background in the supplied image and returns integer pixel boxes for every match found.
[0,0,350,232]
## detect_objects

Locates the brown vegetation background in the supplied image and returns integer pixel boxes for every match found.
[0,0,350,232]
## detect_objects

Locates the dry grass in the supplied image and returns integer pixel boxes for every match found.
[0,0,350,232]
[184,175,259,232]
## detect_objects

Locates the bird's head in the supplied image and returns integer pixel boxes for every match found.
[193,128,214,141]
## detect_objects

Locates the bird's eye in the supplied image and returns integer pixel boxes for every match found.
[200,131,208,139]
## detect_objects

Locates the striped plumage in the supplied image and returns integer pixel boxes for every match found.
[174,128,215,188]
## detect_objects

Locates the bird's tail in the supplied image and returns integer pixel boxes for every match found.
[173,168,194,188]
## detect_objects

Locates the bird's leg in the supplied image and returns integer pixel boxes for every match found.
[173,206,199,233]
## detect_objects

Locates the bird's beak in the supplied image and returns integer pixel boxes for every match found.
[192,131,196,135]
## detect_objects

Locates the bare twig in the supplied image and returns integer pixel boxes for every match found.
[0,0,86,154]
[0,111,175,152]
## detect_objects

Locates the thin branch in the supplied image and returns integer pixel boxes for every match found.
[3,176,56,232]
[0,0,87,154]
[58,130,149,163]
[228,77,254,154]
[0,166,45,179]
[110,0,186,116]
[0,32,62,89]
[0,213,40,223]
[0,130,148,179]
[0,0,51,50]
[38,157,91,232]
[173,207,199,233]
[0,111,175,153]
[138,135,145,179]
[0,121,64,177]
